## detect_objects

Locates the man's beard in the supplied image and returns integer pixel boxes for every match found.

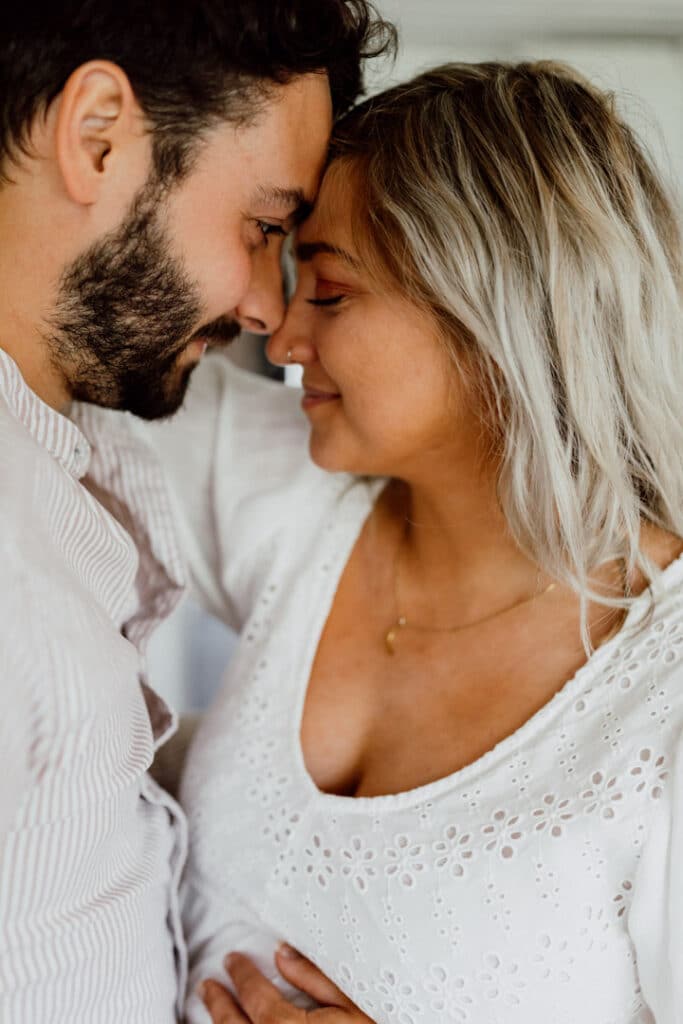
[48,177,241,420]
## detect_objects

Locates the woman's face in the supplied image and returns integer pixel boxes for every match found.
[267,169,474,479]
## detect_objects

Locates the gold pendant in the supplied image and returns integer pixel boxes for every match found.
[384,617,407,655]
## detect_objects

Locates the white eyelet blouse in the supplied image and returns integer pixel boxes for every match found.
[142,354,683,1024]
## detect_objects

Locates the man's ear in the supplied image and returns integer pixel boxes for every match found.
[54,60,144,206]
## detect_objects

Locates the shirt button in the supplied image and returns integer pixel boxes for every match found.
[72,444,88,474]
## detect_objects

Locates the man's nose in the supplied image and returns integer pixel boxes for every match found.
[235,248,286,336]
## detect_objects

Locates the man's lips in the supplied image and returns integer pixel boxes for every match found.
[186,328,238,360]
[189,319,242,352]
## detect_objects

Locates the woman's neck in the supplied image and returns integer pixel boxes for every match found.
[382,465,548,629]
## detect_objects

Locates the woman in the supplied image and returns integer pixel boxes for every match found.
[149,62,683,1022]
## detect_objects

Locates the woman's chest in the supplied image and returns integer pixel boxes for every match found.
[301,598,605,798]
[185,610,683,1023]
[277,810,650,1024]
[188,714,661,1024]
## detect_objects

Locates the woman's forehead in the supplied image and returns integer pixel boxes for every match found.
[296,168,356,250]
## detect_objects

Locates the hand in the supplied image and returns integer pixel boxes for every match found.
[200,946,373,1023]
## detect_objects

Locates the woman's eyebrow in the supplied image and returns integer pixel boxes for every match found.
[295,241,360,269]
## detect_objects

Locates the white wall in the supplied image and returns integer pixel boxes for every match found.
[368,32,683,202]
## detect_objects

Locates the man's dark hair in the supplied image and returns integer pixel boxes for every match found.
[0,0,396,184]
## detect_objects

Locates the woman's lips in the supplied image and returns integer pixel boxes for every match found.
[302,385,341,410]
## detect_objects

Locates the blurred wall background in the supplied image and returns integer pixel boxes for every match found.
[148,0,683,713]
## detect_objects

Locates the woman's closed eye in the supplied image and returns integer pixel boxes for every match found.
[306,278,351,308]
[307,295,346,308]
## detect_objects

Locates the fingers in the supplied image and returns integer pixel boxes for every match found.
[274,946,356,1010]
[201,979,249,1024]
[226,952,301,1023]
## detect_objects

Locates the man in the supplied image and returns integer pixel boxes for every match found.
[0,3,394,1020]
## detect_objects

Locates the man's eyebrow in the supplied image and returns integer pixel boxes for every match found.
[255,186,313,225]
[295,241,361,269]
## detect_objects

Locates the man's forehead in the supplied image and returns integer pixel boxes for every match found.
[248,75,332,208]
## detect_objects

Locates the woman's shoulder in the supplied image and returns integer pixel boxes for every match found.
[167,356,379,625]
[628,530,683,648]
[196,358,369,545]
[124,355,370,625]
[141,353,309,460]
[636,524,683,597]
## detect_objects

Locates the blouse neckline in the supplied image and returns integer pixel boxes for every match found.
[287,479,683,812]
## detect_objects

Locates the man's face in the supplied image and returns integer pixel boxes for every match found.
[50,73,332,419]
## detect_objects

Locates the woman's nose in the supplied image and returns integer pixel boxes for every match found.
[266,297,316,367]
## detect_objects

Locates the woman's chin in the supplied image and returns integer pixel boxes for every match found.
[308,439,344,473]
[307,435,387,479]
[308,433,361,475]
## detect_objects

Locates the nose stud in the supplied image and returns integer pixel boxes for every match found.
[286,349,294,363]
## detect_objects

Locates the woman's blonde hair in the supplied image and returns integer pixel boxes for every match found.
[330,61,683,639]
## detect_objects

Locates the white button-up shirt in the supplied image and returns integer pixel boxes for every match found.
[0,350,188,1023]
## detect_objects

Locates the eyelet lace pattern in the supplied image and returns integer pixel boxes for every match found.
[181,481,683,1024]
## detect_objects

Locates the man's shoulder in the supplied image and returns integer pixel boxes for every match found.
[0,396,81,580]
[0,389,45,456]
[0,394,58,516]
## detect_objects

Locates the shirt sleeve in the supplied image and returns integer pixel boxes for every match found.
[0,607,33,849]
[135,355,330,631]
[0,463,45,850]
[629,728,683,1022]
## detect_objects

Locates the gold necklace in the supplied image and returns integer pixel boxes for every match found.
[384,529,556,655]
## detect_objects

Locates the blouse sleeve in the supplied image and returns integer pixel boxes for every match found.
[182,877,314,1023]
[629,728,683,1022]
[136,354,331,631]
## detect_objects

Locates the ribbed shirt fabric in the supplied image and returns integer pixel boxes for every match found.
[0,349,188,1023]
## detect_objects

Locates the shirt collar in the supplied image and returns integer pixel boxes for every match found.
[0,349,91,479]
